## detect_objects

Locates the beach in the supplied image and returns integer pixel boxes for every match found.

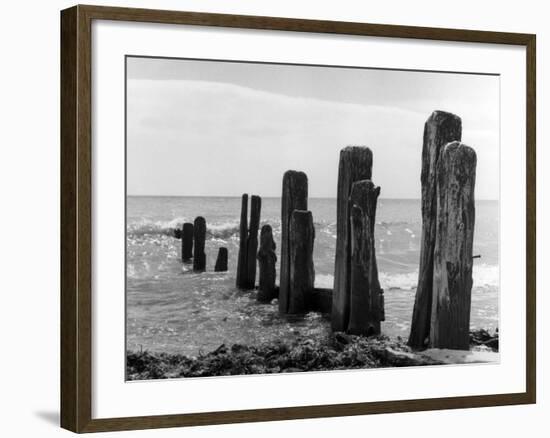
[126,196,499,364]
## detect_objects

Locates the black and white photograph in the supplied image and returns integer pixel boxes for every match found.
[1,0,543,435]
[125,56,500,380]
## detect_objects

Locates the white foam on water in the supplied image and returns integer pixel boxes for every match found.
[315,274,335,288]
[313,263,499,291]
[206,221,240,238]
[127,216,188,236]
[379,271,419,290]
[472,263,500,289]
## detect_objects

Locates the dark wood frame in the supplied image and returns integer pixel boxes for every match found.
[61,4,536,433]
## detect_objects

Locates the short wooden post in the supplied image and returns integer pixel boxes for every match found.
[257,224,277,303]
[409,111,462,349]
[347,180,384,336]
[244,195,262,289]
[193,216,206,272]
[332,146,373,332]
[288,210,315,314]
[280,171,308,314]
[236,194,248,288]
[430,141,476,350]
[214,247,228,272]
[181,222,194,262]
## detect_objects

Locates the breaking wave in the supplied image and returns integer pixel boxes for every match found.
[127,217,187,237]
[127,219,281,239]
[314,264,498,291]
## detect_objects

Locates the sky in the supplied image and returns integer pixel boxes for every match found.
[126,56,499,199]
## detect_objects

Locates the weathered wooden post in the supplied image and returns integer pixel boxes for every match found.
[236,194,262,289]
[257,224,277,303]
[430,141,476,350]
[236,194,248,287]
[347,180,384,336]
[193,216,206,272]
[245,195,262,289]
[214,247,228,272]
[332,146,373,332]
[288,210,315,314]
[279,171,308,314]
[181,222,194,262]
[409,111,462,349]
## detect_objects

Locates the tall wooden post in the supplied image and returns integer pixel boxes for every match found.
[430,141,476,350]
[288,210,315,314]
[332,146,373,332]
[181,222,194,262]
[257,224,277,303]
[347,180,384,336]
[245,195,262,289]
[408,111,462,349]
[279,171,308,314]
[214,247,228,272]
[236,194,248,288]
[193,216,206,272]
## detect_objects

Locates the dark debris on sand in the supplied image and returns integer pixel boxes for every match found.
[126,333,447,380]
[469,328,499,352]
[127,329,500,380]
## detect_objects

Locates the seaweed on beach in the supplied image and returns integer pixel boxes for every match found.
[469,328,499,352]
[126,333,447,380]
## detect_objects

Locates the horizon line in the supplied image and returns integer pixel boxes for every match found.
[126,194,499,202]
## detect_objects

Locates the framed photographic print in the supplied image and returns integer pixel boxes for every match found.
[60,4,536,433]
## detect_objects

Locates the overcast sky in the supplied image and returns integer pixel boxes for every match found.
[126,56,499,199]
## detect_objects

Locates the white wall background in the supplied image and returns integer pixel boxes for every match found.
[0,0,545,437]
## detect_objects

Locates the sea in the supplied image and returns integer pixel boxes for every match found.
[126,196,499,356]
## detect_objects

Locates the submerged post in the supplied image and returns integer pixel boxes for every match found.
[214,247,228,272]
[347,180,384,336]
[181,222,194,262]
[430,141,476,350]
[193,216,206,272]
[279,171,308,314]
[409,111,462,349]
[245,195,262,289]
[332,146,373,332]
[257,224,277,303]
[236,194,249,288]
[288,210,315,314]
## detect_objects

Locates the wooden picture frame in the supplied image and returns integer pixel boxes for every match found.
[61,4,536,433]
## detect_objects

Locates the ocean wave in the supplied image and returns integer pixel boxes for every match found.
[127,218,283,240]
[313,264,499,291]
[207,222,240,239]
[379,271,419,290]
[127,217,187,237]
[128,219,242,239]
[472,264,500,289]
[315,274,335,289]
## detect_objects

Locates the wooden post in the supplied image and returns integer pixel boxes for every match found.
[181,222,194,262]
[430,141,476,350]
[192,216,206,272]
[332,146,373,332]
[309,288,333,314]
[214,247,228,272]
[347,180,384,336]
[409,111,462,349]
[257,224,277,303]
[244,195,261,289]
[236,194,248,288]
[288,210,315,314]
[279,171,308,314]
